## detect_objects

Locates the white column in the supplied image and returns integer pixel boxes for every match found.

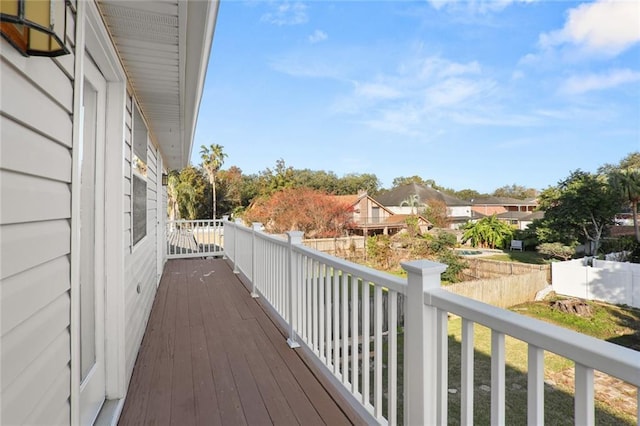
[401,259,446,426]
[287,231,303,348]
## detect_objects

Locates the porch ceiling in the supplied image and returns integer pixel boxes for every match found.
[97,0,218,170]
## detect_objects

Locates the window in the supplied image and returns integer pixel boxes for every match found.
[132,105,147,246]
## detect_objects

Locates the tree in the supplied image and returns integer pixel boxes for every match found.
[200,144,227,219]
[217,165,244,216]
[609,167,640,242]
[336,173,380,195]
[538,170,619,256]
[462,215,514,249]
[453,189,485,201]
[177,166,210,219]
[244,187,354,238]
[257,158,295,196]
[424,199,450,228]
[537,242,575,261]
[492,184,538,199]
[166,171,196,220]
[392,175,429,188]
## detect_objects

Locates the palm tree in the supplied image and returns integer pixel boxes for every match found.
[167,172,196,221]
[200,144,227,219]
[400,194,424,215]
[462,215,514,249]
[610,167,640,242]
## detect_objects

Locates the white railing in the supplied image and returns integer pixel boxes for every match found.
[222,219,640,426]
[166,219,224,258]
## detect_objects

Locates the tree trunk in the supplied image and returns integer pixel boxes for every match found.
[212,178,217,219]
[633,201,639,243]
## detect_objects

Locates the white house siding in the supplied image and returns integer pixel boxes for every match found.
[123,99,159,380]
[0,2,77,424]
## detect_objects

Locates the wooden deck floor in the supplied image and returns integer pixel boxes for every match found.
[118,258,363,426]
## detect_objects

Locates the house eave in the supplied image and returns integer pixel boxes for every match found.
[97,0,219,171]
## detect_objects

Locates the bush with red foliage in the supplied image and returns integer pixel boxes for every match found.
[244,187,354,238]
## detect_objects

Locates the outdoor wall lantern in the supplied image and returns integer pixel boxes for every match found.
[162,173,169,186]
[0,0,70,57]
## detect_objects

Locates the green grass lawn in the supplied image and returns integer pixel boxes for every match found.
[446,316,637,425]
[381,299,639,425]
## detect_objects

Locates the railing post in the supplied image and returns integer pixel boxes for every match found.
[286,231,304,348]
[401,259,447,426]
[233,219,242,274]
[251,222,262,298]
[222,215,229,259]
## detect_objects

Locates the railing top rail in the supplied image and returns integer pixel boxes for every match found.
[255,230,288,248]
[293,243,408,295]
[167,219,222,224]
[427,288,640,387]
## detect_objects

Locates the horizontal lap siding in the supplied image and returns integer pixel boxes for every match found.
[0,4,75,424]
[124,106,159,380]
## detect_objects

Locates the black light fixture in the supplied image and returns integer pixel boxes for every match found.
[0,0,70,57]
[162,173,168,186]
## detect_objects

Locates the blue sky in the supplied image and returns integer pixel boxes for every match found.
[192,0,640,193]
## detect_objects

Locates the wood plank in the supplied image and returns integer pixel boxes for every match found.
[141,266,178,426]
[199,264,247,426]
[170,262,195,426]
[248,292,359,425]
[118,267,171,425]
[119,259,365,426]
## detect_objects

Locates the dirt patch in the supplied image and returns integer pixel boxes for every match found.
[548,368,638,418]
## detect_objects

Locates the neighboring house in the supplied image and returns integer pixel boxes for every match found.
[375,183,473,229]
[1,1,217,425]
[471,196,538,216]
[331,191,431,235]
[496,210,545,230]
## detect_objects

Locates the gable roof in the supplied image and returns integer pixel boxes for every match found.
[375,183,470,207]
[330,193,397,216]
[471,196,538,206]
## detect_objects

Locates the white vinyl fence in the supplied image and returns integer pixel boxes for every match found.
[552,259,640,308]
[222,219,639,425]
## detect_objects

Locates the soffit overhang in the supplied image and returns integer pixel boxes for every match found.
[98,0,218,170]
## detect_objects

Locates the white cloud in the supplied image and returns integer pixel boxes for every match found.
[539,0,640,56]
[261,2,308,26]
[427,0,536,13]
[308,30,328,43]
[353,82,402,100]
[560,69,640,95]
[335,55,498,135]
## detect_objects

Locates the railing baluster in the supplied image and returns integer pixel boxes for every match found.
[527,344,544,425]
[319,263,325,361]
[351,274,359,396]
[491,330,506,426]
[325,266,332,369]
[341,272,349,386]
[374,285,383,418]
[333,268,340,376]
[575,363,595,426]
[362,280,370,407]
[461,318,474,425]
[388,290,398,426]
[437,309,448,425]
[312,260,319,354]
